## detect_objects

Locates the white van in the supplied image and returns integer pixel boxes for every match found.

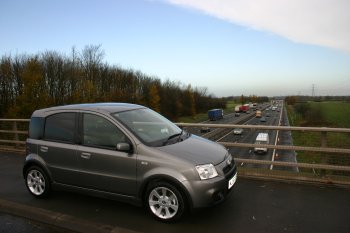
[254,133,269,153]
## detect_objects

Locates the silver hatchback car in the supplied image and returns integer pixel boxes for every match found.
[24,103,237,222]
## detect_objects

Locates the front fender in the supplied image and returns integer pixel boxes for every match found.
[137,167,194,208]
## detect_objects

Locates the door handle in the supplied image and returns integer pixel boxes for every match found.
[40,146,48,152]
[81,152,91,159]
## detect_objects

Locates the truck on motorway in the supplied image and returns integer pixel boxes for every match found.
[234,105,241,116]
[254,133,269,154]
[256,110,262,118]
[239,104,250,113]
[208,109,224,121]
[235,105,241,113]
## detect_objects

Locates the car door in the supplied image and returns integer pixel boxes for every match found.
[76,113,137,196]
[39,112,80,186]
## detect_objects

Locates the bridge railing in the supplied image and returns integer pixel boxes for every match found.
[1,119,350,186]
[0,119,29,153]
[178,123,350,186]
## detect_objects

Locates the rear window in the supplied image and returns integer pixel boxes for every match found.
[44,112,76,143]
[29,117,44,139]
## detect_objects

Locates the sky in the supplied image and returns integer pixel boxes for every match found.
[1,0,350,97]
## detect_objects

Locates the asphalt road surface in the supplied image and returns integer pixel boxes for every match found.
[0,213,74,233]
[1,151,349,233]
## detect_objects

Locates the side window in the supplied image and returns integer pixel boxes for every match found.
[29,117,44,139]
[83,114,127,149]
[44,112,76,143]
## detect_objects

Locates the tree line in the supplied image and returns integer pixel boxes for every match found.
[0,45,225,120]
[285,96,329,126]
[223,95,269,104]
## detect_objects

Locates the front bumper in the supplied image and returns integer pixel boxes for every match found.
[183,160,237,208]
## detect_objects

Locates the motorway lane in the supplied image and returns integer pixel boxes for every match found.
[1,152,349,233]
[184,111,254,136]
[273,106,299,172]
[224,108,279,169]
[184,103,270,138]
[220,103,298,171]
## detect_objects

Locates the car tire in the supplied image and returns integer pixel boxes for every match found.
[145,181,186,222]
[25,166,51,198]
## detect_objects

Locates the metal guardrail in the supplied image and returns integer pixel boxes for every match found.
[1,119,350,186]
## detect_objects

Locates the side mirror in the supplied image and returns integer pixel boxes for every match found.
[116,142,131,152]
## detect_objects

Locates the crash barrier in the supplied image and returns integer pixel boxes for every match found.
[1,119,350,186]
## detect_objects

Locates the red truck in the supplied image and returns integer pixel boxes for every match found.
[239,104,250,113]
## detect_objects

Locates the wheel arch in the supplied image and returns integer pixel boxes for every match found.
[139,174,193,210]
[23,155,52,183]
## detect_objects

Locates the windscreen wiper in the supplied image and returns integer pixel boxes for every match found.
[163,130,183,146]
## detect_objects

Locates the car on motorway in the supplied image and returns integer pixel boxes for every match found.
[256,110,262,118]
[233,128,243,135]
[235,112,240,117]
[200,126,210,133]
[23,103,237,222]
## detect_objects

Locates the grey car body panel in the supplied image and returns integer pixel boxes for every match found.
[24,147,52,179]
[24,103,237,212]
[76,145,137,196]
[37,141,80,186]
[136,144,193,182]
[135,143,196,198]
[155,134,227,165]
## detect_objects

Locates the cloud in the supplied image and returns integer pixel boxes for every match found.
[165,0,350,53]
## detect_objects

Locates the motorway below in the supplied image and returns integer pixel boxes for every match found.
[191,102,297,171]
[223,103,298,171]
[0,151,349,233]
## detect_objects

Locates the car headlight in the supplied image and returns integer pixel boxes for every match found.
[195,164,218,180]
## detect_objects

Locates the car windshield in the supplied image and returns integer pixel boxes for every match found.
[112,108,183,147]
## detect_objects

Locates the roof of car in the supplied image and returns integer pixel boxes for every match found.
[31,103,145,117]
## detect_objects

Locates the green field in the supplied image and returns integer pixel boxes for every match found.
[308,101,350,128]
[287,101,350,174]
[177,112,209,123]
[225,100,238,113]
